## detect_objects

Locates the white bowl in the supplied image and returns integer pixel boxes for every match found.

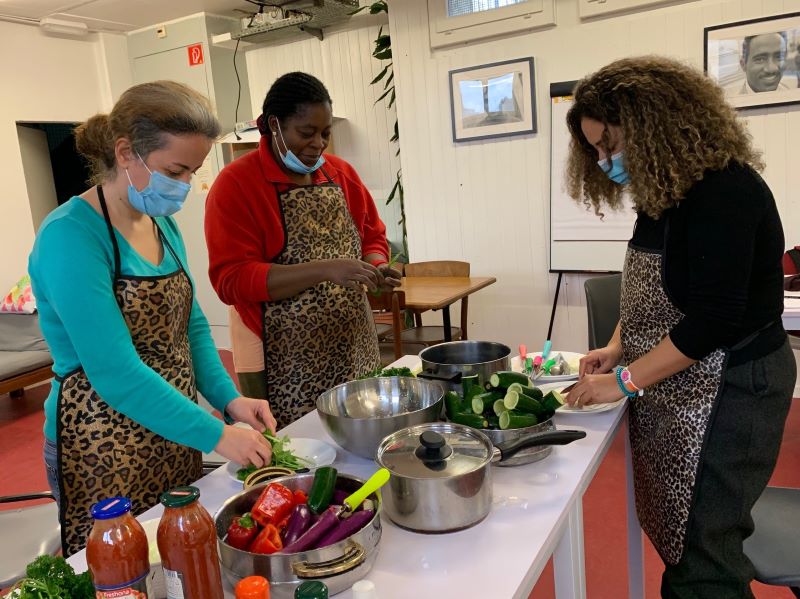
[225,437,337,481]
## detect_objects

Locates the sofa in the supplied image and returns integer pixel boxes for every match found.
[0,312,53,397]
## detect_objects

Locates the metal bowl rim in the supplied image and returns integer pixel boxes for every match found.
[419,340,512,367]
[316,376,444,421]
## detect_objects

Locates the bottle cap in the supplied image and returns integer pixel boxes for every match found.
[160,486,200,508]
[352,579,377,599]
[90,497,132,520]
[294,580,328,599]
[235,576,270,599]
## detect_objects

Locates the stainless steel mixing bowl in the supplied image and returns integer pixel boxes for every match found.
[316,376,444,459]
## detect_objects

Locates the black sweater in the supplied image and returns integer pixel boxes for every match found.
[629,162,786,365]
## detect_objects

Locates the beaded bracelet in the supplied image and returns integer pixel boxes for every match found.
[615,366,644,398]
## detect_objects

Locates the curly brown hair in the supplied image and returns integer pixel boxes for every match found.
[565,56,763,219]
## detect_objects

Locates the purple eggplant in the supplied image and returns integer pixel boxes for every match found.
[314,509,374,549]
[282,503,313,546]
[281,505,340,553]
[332,488,350,506]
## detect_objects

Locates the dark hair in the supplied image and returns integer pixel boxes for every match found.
[565,56,762,219]
[258,72,332,136]
[75,80,220,184]
[742,31,787,63]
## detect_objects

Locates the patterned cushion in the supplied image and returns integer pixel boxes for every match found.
[1,274,36,314]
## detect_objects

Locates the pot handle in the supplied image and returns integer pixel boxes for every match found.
[291,542,366,578]
[417,368,462,384]
[496,429,586,462]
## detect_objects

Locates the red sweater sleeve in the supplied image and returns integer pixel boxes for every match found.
[205,153,279,305]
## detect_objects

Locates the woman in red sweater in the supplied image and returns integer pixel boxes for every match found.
[205,72,399,428]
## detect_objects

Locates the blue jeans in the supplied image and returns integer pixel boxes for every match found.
[43,438,60,507]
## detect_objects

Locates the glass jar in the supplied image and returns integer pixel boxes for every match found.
[235,575,271,599]
[86,496,152,598]
[157,486,223,599]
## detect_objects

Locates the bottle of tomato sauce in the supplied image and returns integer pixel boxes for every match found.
[157,486,224,599]
[86,496,152,597]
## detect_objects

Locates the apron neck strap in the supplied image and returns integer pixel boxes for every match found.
[96,186,187,278]
[97,186,121,280]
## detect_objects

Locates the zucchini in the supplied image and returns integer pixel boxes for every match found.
[450,411,489,429]
[461,375,480,399]
[499,410,538,430]
[503,390,546,417]
[485,414,500,429]
[490,371,531,388]
[509,383,543,401]
[471,391,503,414]
[507,382,532,393]
[307,466,338,515]
[444,391,465,418]
[493,399,509,417]
[541,390,566,413]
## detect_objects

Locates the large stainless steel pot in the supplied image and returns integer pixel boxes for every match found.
[317,376,443,459]
[375,422,585,533]
[215,473,381,599]
[418,341,511,393]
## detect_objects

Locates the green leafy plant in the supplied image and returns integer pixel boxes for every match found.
[13,555,94,598]
[352,0,407,260]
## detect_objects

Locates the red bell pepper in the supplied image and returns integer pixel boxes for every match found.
[251,483,295,527]
[225,512,259,550]
[293,489,308,505]
[249,523,283,554]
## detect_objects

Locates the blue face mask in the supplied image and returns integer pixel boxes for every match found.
[274,121,325,175]
[125,155,191,217]
[597,151,630,185]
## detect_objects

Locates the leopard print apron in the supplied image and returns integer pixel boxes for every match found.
[620,237,728,565]
[56,187,202,556]
[263,170,380,429]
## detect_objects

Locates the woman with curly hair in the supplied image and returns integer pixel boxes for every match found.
[564,56,794,598]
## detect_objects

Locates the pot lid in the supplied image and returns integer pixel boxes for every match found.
[376,422,493,479]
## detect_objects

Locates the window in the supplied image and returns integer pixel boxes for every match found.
[447,0,529,18]
[428,0,554,49]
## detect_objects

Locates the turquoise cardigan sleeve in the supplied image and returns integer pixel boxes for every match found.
[158,217,241,415]
[31,214,225,453]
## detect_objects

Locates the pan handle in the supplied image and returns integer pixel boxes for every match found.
[496,429,586,462]
[417,368,462,384]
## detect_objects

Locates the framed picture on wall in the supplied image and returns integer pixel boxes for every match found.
[448,57,536,142]
[704,12,800,110]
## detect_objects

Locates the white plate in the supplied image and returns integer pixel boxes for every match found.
[226,437,337,481]
[552,384,626,414]
[510,350,585,383]
[556,398,625,414]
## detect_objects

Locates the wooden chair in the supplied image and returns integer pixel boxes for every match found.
[367,290,427,365]
[387,260,470,347]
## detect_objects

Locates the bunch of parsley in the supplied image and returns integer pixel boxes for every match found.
[13,555,93,598]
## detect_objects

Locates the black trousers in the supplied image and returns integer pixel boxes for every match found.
[661,339,795,599]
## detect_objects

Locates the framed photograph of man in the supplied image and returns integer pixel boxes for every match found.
[705,12,800,110]
[448,57,536,142]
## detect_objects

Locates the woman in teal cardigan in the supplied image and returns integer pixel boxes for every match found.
[28,81,276,556]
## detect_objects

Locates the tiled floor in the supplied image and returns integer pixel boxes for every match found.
[1,352,797,598]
